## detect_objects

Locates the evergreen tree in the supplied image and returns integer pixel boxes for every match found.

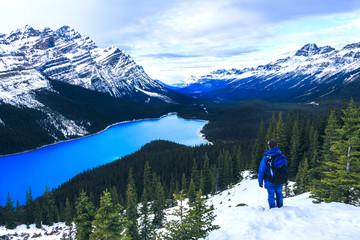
[65,198,73,240]
[42,186,56,226]
[65,197,72,226]
[126,168,139,240]
[152,177,165,229]
[75,190,95,240]
[190,159,200,191]
[91,189,128,240]
[181,173,188,193]
[139,189,154,240]
[187,178,197,204]
[320,99,360,204]
[203,153,213,196]
[161,190,189,240]
[250,120,266,172]
[143,161,153,201]
[289,120,301,179]
[5,193,16,229]
[265,112,277,141]
[110,186,120,205]
[0,205,5,226]
[161,190,219,240]
[15,200,25,226]
[321,110,340,168]
[295,157,310,194]
[284,108,295,156]
[185,190,220,239]
[275,112,286,148]
[34,201,42,229]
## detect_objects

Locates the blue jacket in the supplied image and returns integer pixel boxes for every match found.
[258,147,286,189]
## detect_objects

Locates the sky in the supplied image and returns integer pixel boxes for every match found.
[1,0,360,84]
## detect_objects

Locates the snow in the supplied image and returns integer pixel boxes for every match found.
[0,223,73,240]
[207,171,360,240]
[1,171,359,239]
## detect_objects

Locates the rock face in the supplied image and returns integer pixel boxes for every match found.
[2,25,175,105]
[176,43,360,102]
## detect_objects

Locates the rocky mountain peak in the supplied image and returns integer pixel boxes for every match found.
[56,26,82,41]
[343,42,360,50]
[295,43,320,56]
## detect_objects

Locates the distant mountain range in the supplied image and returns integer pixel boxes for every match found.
[172,43,360,102]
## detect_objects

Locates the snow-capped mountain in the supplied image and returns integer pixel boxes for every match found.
[3,25,177,104]
[176,43,360,102]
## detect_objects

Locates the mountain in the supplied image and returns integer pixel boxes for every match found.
[3,25,190,104]
[175,43,360,102]
[0,26,198,155]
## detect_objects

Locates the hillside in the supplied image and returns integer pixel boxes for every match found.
[1,172,359,240]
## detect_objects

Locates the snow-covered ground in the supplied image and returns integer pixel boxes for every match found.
[1,171,359,240]
[208,171,360,240]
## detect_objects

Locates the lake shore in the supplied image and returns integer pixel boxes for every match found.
[0,112,210,158]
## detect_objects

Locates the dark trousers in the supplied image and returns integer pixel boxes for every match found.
[267,186,283,209]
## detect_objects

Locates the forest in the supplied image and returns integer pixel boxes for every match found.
[0,98,359,239]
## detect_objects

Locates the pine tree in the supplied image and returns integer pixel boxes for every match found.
[126,168,139,240]
[139,188,154,240]
[42,186,56,226]
[34,201,42,229]
[250,120,266,172]
[284,108,295,156]
[161,190,189,240]
[75,190,95,240]
[161,190,219,240]
[187,178,197,204]
[324,99,360,204]
[5,193,16,229]
[295,157,310,194]
[91,189,128,240]
[152,177,165,229]
[191,159,200,191]
[110,186,120,205]
[65,198,72,226]
[289,120,301,179]
[275,112,286,148]
[143,161,153,201]
[65,198,73,240]
[0,205,4,226]
[203,153,213,196]
[265,112,277,141]
[25,187,34,228]
[185,190,220,239]
[181,173,188,193]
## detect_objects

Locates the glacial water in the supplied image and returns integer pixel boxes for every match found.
[0,114,208,205]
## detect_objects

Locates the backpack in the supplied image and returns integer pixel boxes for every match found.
[264,154,288,186]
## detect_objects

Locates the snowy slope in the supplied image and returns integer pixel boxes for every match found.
[208,171,360,240]
[1,171,359,240]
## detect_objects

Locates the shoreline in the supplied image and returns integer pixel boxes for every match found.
[0,112,211,158]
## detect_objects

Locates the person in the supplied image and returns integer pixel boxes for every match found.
[258,139,287,209]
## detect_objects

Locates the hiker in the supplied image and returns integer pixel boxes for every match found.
[258,139,288,209]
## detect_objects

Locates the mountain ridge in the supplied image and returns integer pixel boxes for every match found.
[174,42,360,102]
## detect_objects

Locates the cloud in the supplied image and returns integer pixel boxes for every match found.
[2,0,360,84]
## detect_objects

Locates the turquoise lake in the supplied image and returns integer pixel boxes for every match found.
[0,114,208,205]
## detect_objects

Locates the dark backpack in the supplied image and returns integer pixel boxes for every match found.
[264,154,288,186]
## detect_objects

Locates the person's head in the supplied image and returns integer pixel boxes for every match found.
[267,139,277,149]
